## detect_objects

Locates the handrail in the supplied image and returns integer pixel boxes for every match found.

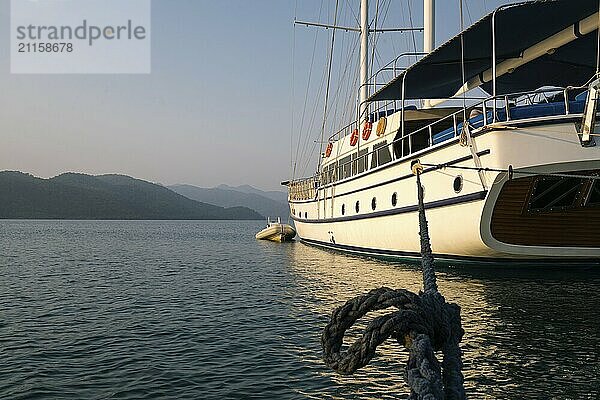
[328,53,428,143]
[299,85,588,187]
[368,52,428,83]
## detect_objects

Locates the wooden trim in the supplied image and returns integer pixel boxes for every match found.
[491,171,600,247]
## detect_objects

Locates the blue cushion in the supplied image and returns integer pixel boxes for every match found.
[431,100,585,145]
[575,91,588,102]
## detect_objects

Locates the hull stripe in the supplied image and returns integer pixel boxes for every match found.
[292,191,487,223]
[299,238,600,266]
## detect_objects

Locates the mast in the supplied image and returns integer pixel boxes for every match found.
[423,0,435,108]
[359,0,369,121]
[423,0,435,54]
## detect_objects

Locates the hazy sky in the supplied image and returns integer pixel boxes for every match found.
[0,0,512,190]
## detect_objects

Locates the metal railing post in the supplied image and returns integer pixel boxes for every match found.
[428,125,433,146]
[482,101,487,125]
[453,113,458,137]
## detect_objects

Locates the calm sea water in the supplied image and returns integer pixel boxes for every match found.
[1,220,599,399]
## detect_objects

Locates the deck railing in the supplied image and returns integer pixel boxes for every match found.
[288,176,318,201]
[294,85,589,190]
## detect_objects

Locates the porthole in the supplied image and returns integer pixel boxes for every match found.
[355,201,360,213]
[341,204,345,216]
[453,175,463,193]
[391,192,398,207]
[305,212,308,219]
[371,197,377,211]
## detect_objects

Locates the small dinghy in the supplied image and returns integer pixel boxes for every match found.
[255,217,296,242]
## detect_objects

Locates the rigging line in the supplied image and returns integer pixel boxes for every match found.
[420,163,600,181]
[331,7,357,131]
[464,0,472,25]
[299,44,335,171]
[318,0,339,151]
[302,50,360,177]
[370,0,380,80]
[344,0,361,27]
[406,0,419,64]
[368,0,387,75]
[331,4,351,124]
[299,65,328,170]
[327,19,360,129]
[298,25,343,176]
[373,0,393,55]
[459,0,467,122]
[294,0,325,178]
[290,0,297,178]
[325,35,361,126]
[597,0,600,74]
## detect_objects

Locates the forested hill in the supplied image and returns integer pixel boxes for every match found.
[0,171,263,220]
[170,184,289,220]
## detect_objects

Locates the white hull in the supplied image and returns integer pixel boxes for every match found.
[288,119,600,264]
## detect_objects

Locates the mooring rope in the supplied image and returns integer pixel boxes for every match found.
[321,160,466,400]
[419,163,600,181]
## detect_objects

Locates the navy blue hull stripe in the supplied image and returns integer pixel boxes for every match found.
[292,191,487,224]
[299,238,600,266]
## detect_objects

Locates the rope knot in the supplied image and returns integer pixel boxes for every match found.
[320,165,465,400]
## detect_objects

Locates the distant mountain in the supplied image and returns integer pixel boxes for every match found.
[0,171,263,220]
[216,184,288,204]
[170,184,289,220]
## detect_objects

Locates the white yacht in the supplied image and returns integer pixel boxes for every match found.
[284,0,600,265]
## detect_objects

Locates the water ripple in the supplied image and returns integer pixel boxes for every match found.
[1,220,599,399]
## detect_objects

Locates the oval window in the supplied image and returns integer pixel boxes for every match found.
[355,201,360,213]
[453,176,463,193]
[371,197,377,211]
[304,212,308,219]
[391,192,398,207]
[341,204,345,216]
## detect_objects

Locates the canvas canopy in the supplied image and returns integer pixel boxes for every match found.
[368,0,600,102]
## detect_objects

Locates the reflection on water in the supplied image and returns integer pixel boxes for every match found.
[1,220,599,399]
[286,242,600,399]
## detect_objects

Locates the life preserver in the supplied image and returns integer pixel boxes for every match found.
[362,121,373,140]
[350,128,359,146]
[325,142,333,157]
[376,116,387,136]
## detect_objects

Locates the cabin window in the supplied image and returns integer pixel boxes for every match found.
[371,141,392,169]
[355,201,360,213]
[305,212,308,219]
[391,192,398,207]
[338,155,352,180]
[528,177,583,213]
[341,204,345,215]
[330,163,337,183]
[352,148,369,175]
[323,162,336,184]
[586,180,600,206]
[371,197,377,211]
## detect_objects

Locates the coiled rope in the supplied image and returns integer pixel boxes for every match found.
[321,160,466,400]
